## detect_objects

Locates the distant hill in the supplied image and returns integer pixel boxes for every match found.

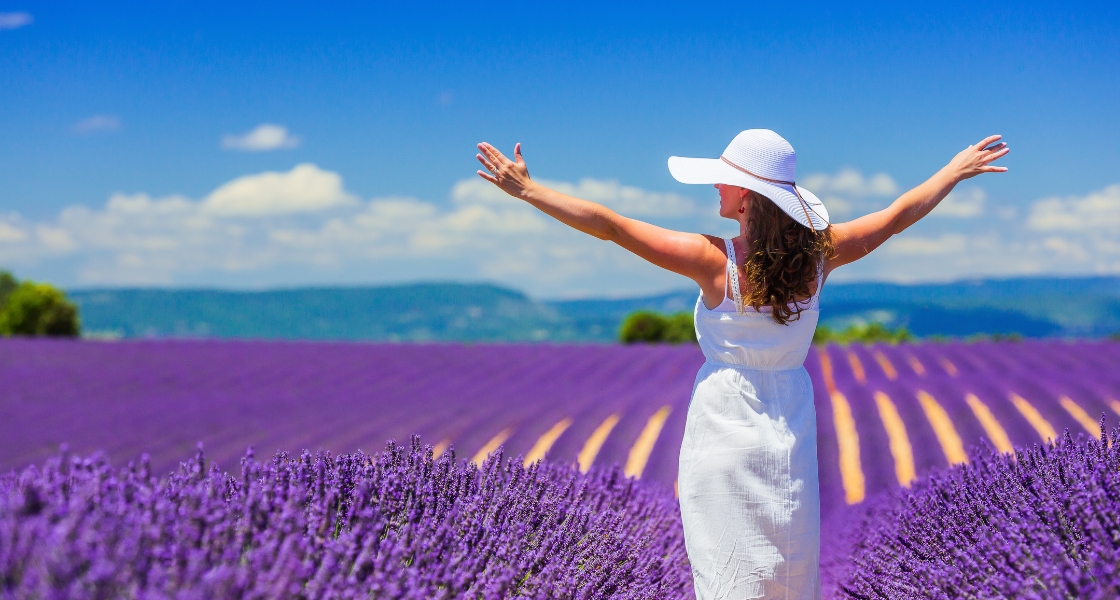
[68,276,1120,342]
[70,284,576,342]
[549,276,1120,340]
[818,277,1120,338]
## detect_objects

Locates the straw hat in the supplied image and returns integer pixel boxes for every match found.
[668,129,829,230]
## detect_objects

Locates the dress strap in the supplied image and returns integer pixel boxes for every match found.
[723,238,745,314]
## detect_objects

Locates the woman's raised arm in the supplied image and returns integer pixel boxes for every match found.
[827,135,1009,271]
[476,142,723,284]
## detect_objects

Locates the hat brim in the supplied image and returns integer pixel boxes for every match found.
[668,156,830,231]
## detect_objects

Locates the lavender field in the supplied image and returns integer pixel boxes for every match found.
[3,337,1118,523]
[12,282,1110,591]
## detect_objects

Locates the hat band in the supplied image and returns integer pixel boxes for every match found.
[720,155,828,229]
[720,155,796,187]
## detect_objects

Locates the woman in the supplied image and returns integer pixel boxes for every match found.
[475,129,1008,599]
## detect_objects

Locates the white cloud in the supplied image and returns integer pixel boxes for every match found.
[449,179,513,206]
[201,164,359,216]
[10,162,1120,295]
[72,115,121,134]
[801,168,898,198]
[0,172,688,294]
[800,168,899,218]
[830,183,1120,283]
[0,220,27,243]
[884,234,970,256]
[0,213,38,264]
[221,124,301,151]
[1026,184,1120,232]
[932,187,985,218]
[35,225,78,253]
[31,192,286,284]
[451,178,696,217]
[814,195,851,217]
[0,11,32,29]
[543,178,696,217]
[0,166,365,283]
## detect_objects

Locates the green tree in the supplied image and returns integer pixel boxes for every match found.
[620,310,697,344]
[813,324,837,345]
[619,311,668,343]
[853,322,912,344]
[663,312,698,344]
[0,271,16,309]
[813,322,912,345]
[0,280,81,337]
[966,332,1024,343]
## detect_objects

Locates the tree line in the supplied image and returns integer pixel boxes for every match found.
[0,271,80,337]
[619,310,914,345]
[617,311,1053,345]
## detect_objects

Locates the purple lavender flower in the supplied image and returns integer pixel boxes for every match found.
[0,437,693,598]
[834,422,1120,599]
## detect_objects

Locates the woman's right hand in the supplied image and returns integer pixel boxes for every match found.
[945,135,1009,181]
[477,142,535,199]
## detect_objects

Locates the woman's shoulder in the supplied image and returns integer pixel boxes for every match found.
[699,234,736,257]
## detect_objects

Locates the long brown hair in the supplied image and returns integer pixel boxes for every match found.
[739,190,835,325]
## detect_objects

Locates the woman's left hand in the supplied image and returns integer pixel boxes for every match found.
[477,142,534,199]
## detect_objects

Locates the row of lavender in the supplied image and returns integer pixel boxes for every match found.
[3,338,1119,516]
[812,340,1120,521]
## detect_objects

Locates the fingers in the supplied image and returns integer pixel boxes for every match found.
[476,142,498,165]
[975,134,1002,149]
[478,142,511,166]
[980,143,1010,172]
[477,143,500,165]
[477,169,498,183]
[514,142,523,165]
[978,147,1010,166]
[986,146,1010,161]
[476,153,498,174]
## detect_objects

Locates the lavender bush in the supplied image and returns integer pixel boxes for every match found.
[1,437,692,599]
[837,424,1120,599]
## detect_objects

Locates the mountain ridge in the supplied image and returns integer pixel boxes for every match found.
[68,275,1120,342]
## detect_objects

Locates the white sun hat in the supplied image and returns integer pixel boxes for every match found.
[668,129,830,230]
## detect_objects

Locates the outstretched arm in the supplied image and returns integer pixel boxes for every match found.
[475,142,723,285]
[828,135,1009,271]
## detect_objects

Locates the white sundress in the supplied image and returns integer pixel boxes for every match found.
[678,237,822,600]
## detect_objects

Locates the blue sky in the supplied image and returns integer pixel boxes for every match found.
[1,2,1118,297]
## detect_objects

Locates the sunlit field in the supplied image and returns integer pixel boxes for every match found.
[4,338,1116,498]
